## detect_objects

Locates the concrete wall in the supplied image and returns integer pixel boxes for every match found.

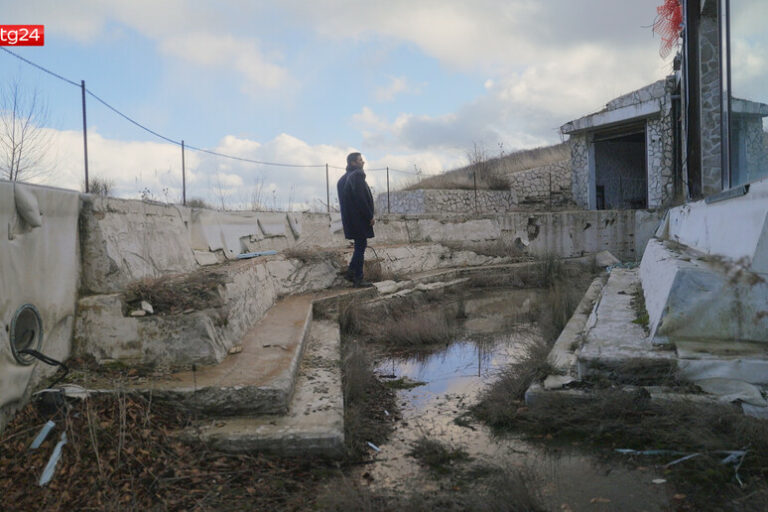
[663,177,768,274]
[0,181,80,430]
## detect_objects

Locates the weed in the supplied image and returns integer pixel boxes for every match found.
[342,341,397,461]
[123,268,228,315]
[477,388,768,511]
[631,284,650,334]
[408,437,471,474]
[382,377,426,390]
[472,338,555,429]
[283,246,338,264]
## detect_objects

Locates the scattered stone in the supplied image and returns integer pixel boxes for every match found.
[141,300,154,314]
[130,310,146,317]
[228,345,243,355]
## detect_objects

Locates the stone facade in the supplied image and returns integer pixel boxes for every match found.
[376,189,516,215]
[569,134,590,209]
[699,6,723,195]
[507,162,572,209]
[377,162,573,215]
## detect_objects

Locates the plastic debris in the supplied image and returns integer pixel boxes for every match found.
[141,300,154,314]
[30,420,55,449]
[383,410,389,416]
[652,478,667,485]
[615,448,683,456]
[237,250,278,260]
[366,442,381,452]
[39,432,67,486]
[664,453,702,468]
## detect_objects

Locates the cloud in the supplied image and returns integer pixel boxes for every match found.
[375,76,418,102]
[160,33,291,91]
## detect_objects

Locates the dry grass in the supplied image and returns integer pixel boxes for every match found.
[283,246,338,264]
[407,143,569,191]
[341,301,455,348]
[0,393,334,511]
[478,389,768,511]
[408,437,470,474]
[342,341,397,461]
[123,268,228,315]
[317,466,546,512]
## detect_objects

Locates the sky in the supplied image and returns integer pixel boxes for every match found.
[1,0,675,210]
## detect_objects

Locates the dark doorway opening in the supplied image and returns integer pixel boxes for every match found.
[594,129,647,209]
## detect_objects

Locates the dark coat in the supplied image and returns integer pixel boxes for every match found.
[337,166,375,240]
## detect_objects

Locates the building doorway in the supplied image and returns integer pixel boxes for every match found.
[593,128,647,210]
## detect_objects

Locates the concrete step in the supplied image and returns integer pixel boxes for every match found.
[141,294,315,416]
[178,319,345,458]
[577,268,678,384]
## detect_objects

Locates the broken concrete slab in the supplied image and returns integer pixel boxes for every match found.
[640,238,768,344]
[182,319,344,458]
[694,378,768,407]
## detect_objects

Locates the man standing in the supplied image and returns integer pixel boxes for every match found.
[337,152,375,287]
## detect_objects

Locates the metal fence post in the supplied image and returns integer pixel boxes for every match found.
[326,163,330,213]
[81,80,89,193]
[181,140,186,206]
[387,166,390,213]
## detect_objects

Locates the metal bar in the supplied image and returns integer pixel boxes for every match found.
[81,80,89,193]
[387,166,390,213]
[181,140,186,205]
[326,163,330,213]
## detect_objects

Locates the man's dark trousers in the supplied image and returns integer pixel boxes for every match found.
[349,238,367,280]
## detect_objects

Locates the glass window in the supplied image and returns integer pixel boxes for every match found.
[723,0,768,187]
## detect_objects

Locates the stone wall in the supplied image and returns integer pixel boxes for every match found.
[569,134,590,208]
[376,162,573,215]
[375,189,517,215]
[507,161,572,209]
[699,5,723,195]
[647,78,676,207]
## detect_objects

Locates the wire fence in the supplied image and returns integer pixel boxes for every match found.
[0,47,423,212]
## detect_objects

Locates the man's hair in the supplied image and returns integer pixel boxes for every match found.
[346,152,362,166]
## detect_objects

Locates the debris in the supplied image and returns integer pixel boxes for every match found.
[237,250,278,260]
[664,453,702,468]
[367,442,381,452]
[29,420,55,449]
[590,497,611,503]
[130,309,146,317]
[228,345,243,355]
[383,410,389,416]
[141,300,154,314]
[263,344,288,351]
[615,448,683,456]
[39,432,67,486]
[652,478,667,484]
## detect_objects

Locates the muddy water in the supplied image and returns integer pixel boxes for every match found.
[364,288,672,511]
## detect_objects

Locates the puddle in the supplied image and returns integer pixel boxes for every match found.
[361,288,672,511]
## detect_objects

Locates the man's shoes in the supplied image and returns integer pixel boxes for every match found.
[353,279,374,288]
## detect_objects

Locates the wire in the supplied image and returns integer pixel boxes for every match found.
[1,47,429,174]
[0,47,80,87]
[85,89,181,146]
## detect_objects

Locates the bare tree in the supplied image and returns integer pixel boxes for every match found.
[0,80,52,182]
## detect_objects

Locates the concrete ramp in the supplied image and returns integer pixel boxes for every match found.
[145,295,314,416]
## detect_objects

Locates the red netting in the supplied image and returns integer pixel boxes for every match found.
[653,0,683,58]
